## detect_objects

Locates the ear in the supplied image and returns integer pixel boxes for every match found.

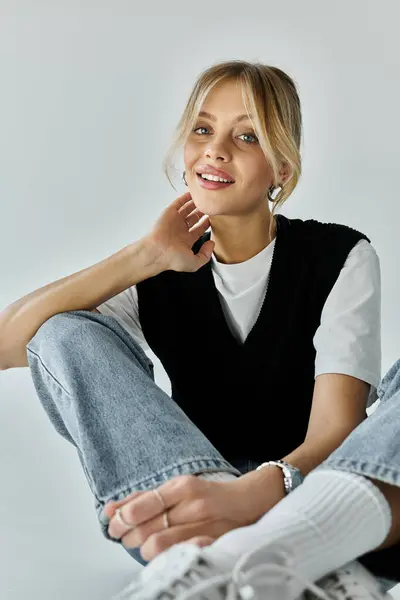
[278,161,291,185]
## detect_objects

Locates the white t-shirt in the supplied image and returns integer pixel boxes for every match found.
[97,238,381,406]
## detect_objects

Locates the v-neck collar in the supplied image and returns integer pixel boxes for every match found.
[190,215,298,353]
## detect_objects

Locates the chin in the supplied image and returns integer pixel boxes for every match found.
[190,191,235,217]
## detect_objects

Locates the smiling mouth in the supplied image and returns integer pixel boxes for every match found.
[197,173,235,184]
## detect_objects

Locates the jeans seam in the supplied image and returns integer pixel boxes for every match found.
[319,458,400,486]
[96,458,241,542]
[27,347,72,396]
[97,457,240,503]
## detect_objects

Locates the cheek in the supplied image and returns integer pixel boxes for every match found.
[183,143,197,170]
[246,158,273,190]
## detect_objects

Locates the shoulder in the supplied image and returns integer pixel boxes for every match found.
[341,238,380,277]
[281,216,370,243]
[346,238,379,259]
[278,216,371,262]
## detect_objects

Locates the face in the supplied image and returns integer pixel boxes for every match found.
[184,78,276,217]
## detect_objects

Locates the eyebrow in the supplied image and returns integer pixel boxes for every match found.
[198,111,252,124]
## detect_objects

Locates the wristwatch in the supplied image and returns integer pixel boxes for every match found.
[256,459,304,494]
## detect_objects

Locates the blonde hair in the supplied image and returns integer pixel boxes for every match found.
[163,60,302,214]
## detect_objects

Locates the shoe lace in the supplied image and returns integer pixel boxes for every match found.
[158,556,224,599]
[305,567,384,600]
[113,550,221,600]
[179,545,334,600]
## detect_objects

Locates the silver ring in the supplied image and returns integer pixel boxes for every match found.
[153,488,169,530]
[153,487,166,509]
[115,507,135,530]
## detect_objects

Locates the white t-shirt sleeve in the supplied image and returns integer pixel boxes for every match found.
[96,285,149,351]
[313,239,381,407]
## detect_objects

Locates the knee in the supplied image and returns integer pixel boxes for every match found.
[27,311,97,356]
[379,359,400,401]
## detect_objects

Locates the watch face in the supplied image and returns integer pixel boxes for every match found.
[291,470,304,488]
[280,461,303,491]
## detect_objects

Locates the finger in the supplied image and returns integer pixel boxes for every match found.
[109,487,167,534]
[171,191,192,210]
[108,511,135,540]
[154,475,207,508]
[121,490,212,548]
[188,214,210,238]
[178,199,197,218]
[121,513,165,548]
[186,535,215,548]
[139,522,213,561]
[107,490,164,539]
[108,503,142,540]
[192,239,215,269]
[119,505,184,548]
[104,491,144,518]
[184,209,205,229]
[189,208,205,220]
[110,475,202,535]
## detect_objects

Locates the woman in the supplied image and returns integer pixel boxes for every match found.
[0,61,390,598]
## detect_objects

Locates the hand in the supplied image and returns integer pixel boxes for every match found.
[104,474,271,561]
[145,192,214,273]
[104,469,285,560]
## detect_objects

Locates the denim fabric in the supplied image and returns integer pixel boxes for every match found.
[26,311,240,532]
[315,359,400,590]
[318,359,400,486]
[26,310,400,589]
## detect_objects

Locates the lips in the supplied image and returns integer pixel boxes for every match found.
[195,164,235,182]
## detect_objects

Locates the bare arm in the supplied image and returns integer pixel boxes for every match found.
[0,193,213,370]
[0,239,163,370]
[282,372,369,474]
[236,373,370,519]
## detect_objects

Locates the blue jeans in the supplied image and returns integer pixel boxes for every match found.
[26,310,400,590]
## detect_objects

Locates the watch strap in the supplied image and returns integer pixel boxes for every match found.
[256,459,304,494]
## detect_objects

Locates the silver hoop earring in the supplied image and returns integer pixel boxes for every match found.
[182,171,188,186]
[267,184,283,202]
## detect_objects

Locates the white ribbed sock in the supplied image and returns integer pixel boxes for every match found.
[212,469,392,584]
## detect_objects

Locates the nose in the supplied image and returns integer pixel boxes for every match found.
[204,135,232,163]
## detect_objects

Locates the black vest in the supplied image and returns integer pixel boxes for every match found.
[136,215,369,464]
[137,217,400,582]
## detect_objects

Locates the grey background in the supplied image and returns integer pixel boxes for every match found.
[1,2,399,598]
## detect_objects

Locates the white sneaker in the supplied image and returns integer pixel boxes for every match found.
[111,541,346,600]
[111,543,233,600]
[307,561,391,599]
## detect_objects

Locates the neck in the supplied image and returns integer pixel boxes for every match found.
[210,208,276,265]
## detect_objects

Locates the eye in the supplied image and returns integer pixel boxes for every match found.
[193,126,210,135]
[238,132,258,144]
